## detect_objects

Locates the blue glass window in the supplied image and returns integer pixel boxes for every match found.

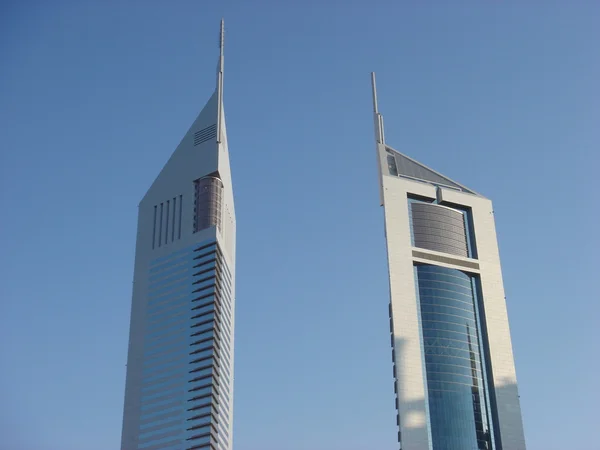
[134,240,233,449]
[416,264,494,450]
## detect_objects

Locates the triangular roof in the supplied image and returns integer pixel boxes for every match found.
[141,20,230,205]
[385,145,479,195]
[370,72,482,198]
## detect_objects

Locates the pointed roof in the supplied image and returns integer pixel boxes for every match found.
[140,21,231,205]
[370,72,481,197]
[386,145,479,195]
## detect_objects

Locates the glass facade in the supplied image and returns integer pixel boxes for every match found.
[410,202,469,258]
[137,239,234,450]
[194,177,224,234]
[415,264,494,450]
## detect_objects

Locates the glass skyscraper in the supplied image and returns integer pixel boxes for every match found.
[121,21,236,450]
[371,73,526,450]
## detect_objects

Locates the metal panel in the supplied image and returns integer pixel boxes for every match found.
[411,203,468,257]
[194,177,224,233]
[388,147,476,194]
[412,250,480,270]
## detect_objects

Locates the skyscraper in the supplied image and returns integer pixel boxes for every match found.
[121,21,236,450]
[371,73,526,450]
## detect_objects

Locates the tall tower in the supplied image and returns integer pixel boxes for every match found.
[121,21,236,450]
[371,73,526,450]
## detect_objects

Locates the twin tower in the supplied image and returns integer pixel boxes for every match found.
[120,21,527,450]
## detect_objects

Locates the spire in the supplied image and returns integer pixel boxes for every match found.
[216,19,225,144]
[371,72,386,206]
[370,72,385,145]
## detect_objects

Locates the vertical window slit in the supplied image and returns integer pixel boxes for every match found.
[178,195,183,239]
[172,197,176,242]
[165,200,170,245]
[158,203,163,247]
[152,205,157,249]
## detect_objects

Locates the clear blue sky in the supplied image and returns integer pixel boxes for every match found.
[1,2,598,450]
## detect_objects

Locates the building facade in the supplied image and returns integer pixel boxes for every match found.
[371,73,526,450]
[121,21,236,450]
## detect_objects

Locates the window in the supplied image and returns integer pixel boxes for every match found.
[415,264,494,450]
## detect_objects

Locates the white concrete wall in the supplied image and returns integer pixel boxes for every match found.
[382,174,436,450]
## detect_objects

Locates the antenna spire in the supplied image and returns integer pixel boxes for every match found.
[219,18,224,74]
[371,72,385,206]
[216,19,225,143]
[371,72,385,145]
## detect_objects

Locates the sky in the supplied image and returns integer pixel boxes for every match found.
[1,1,599,450]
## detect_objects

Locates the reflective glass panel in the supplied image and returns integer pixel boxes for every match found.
[416,264,494,450]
